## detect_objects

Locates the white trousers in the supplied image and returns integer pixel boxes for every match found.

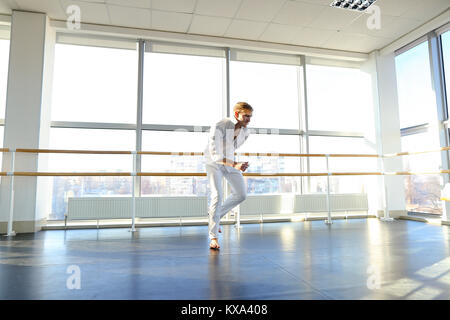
[206,163,247,240]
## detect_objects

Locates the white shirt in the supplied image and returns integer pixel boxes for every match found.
[204,117,250,168]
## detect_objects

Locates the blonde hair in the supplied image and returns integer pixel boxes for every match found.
[233,102,253,113]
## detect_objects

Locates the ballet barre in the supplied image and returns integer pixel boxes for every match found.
[1,146,449,236]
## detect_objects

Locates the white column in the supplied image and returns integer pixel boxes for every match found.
[0,11,55,234]
[360,52,382,217]
[372,51,406,218]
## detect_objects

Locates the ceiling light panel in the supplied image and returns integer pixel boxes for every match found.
[330,0,378,12]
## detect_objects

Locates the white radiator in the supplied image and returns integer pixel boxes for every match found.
[239,195,286,215]
[67,196,208,220]
[294,194,368,212]
[67,194,368,220]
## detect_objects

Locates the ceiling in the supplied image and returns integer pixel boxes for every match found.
[0,0,448,53]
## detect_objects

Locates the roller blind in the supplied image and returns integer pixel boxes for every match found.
[0,25,10,40]
[230,49,301,66]
[305,56,362,69]
[145,40,225,58]
[56,33,137,50]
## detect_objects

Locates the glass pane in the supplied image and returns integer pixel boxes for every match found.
[141,130,208,196]
[237,134,302,195]
[308,136,377,194]
[141,130,206,172]
[143,52,224,126]
[0,126,3,176]
[49,128,135,172]
[48,128,135,220]
[306,64,372,132]
[401,131,442,216]
[51,44,138,123]
[395,41,436,128]
[230,61,300,130]
[442,30,450,115]
[237,133,301,172]
[0,39,9,119]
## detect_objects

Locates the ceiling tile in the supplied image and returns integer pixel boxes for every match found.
[224,19,268,40]
[108,4,151,29]
[151,10,192,33]
[342,13,398,38]
[71,0,105,3]
[307,6,363,30]
[60,0,110,24]
[152,0,196,13]
[0,4,12,14]
[2,0,19,8]
[323,30,393,52]
[195,0,242,18]
[380,16,424,39]
[14,0,66,20]
[294,0,332,5]
[189,15,231,36]
[105,0,151,9]
[273,1,325,27]
[259,23,300,43]
[401,0,450,22]
[0,0,17,14]
[235,0,286,22]
[290,26,335,47]
[375,0,411,17]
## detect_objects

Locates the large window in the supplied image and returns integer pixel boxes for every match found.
[49,43,138,220]
[230,56,302,196]
[306,64,372,132]
[141,49,225,196]
[305,62,374,196]
[395,37,443,216]
[395,41,436,129]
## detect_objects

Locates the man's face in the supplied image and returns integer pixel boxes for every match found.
[235,110,252,127]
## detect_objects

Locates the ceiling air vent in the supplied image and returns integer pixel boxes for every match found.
[330,0,378,11]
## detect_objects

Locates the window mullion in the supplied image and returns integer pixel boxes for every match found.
[136,39,145,196]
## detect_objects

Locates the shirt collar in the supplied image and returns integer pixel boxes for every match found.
[230,116,238,125]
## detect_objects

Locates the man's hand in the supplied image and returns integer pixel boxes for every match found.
[219,158,249,172]
[234,161,249,172]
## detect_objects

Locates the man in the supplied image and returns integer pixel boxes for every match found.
[204,102,253,249]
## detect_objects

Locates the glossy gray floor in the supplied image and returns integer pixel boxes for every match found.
[1,218,450,300]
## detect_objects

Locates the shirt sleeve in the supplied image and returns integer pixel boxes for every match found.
[208,123,224,163]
